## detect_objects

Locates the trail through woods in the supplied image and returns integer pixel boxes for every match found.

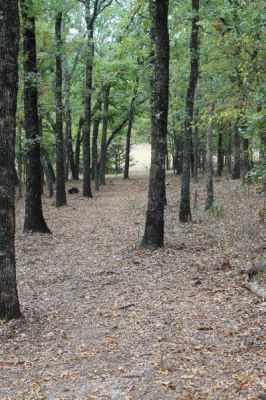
[1,175,265,399]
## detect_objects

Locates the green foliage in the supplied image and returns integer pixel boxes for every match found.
[15,0,266,177]
[208,203,226,218]
[243,159,266,185]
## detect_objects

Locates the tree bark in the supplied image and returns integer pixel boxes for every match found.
[92,101,101,190]
[65,109,75,180]
[216,131,224,177]
[205,106,214,210]
[179,0,200,222]
[173,135,183,175]
[74,117,84,180]
[193,124,199,183]
[242,137,250,178]
[42,148,56,183]
[142,0,169,248]
[83,6,94,197]
[17,122,23,198]
[0,0,21,320]
[124,96,136,180]
[21,0,50,233]
[232,121,241,179]
[55,12,67,206]
[100,84,111,185]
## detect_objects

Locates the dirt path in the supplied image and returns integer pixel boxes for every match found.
[1,175,265,399]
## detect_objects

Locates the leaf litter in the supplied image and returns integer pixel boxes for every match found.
[0,174,265,399]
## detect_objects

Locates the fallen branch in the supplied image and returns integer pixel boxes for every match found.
[243,281,266,299]
[117,303,135,310]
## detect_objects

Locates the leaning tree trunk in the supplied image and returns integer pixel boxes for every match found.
[179,0,200,222]
[232,120,241,179]
[205,106,214,210]
[100,84,111,185]
[55,12,67,206]
[0,0,21,320]
[21,0,50,233]
[142,0,169,248]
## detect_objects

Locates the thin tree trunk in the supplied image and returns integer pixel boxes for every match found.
[65,109,75,180]
[42,160,54,198]
[242,137,250,178]
[179,0,200,222]
[83,6,94,198]
[193,124,199,183]
[205,105,214,210]
[55,12,67,206]
[173,135,182,175]
[100,84,111,185]
[74,117,84,180]
[124,96,136,180]
[190,137,195,180]
[216,131,224,177]
[142,0,169,248]
[232,121,241,179]
[21,0,50,233]
[42,148,56,183]
[0,0,21,320]
[92,101,101,190]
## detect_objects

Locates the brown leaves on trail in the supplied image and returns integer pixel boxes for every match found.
[0,175,265,399]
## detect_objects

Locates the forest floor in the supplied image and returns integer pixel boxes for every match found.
[1,174,266,400]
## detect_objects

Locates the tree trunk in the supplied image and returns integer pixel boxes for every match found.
[74,117,84,180]
[216,132,224,177]
[82,9,94,198]
[92,101,101,190]
[142,0,169,248]
[179,0,200,222]
[100,84,111,185]
[65,109,75,181]
[124,96,136,180]
[193,124,199,183]
[173,135,182,175]
[225,129,232,174]
[0,0,21,320]
[17,122,23,198]
[55,12,67,206]
[242,137,250,178]
[21,0,50,233]
[232,121,241,179]
[190,137,195,180]
[42,148,56,183]
[205,106,214,210]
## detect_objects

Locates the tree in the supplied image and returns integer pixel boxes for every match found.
[55,11,67,206]
[179,0,200,223]
[99,83,111,185]
[205,104,214,210]
[124,87,138,180]
[21,0,51,233]
[81,0,113,197]
[142,0,169,248]
[0,0,21,320]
